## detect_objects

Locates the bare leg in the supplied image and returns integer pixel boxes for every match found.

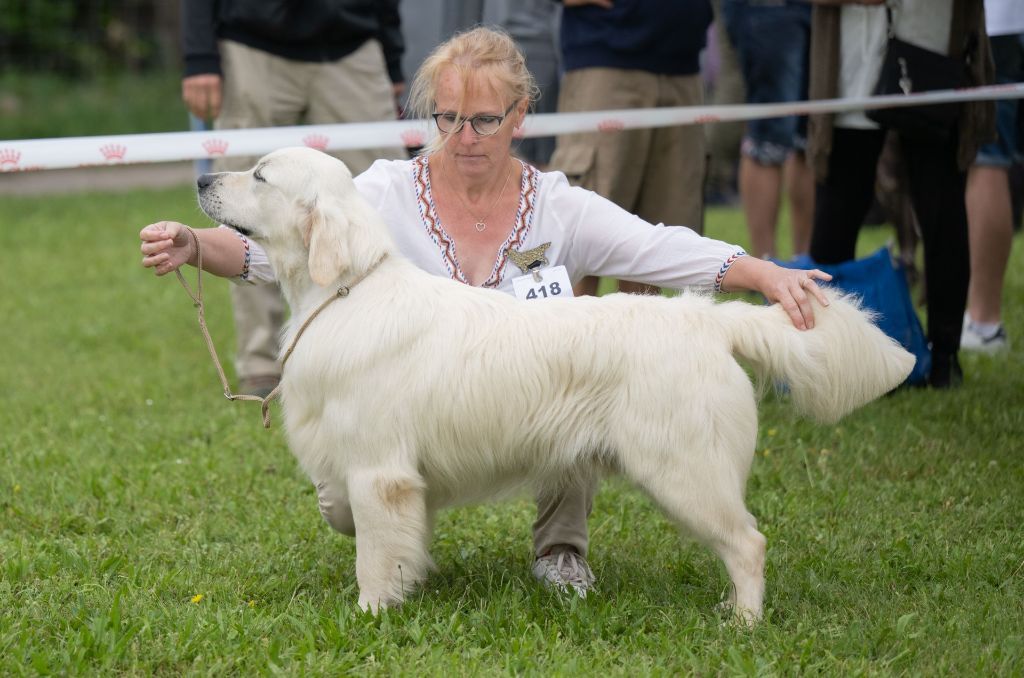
[966,166,1013,324]
[739,155,783,259]
[785,151,815,256]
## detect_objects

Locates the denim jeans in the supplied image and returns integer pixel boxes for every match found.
[976,33,1024,168]
[722,0,811,165]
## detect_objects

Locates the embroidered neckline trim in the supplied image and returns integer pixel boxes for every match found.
[413,155,538,288]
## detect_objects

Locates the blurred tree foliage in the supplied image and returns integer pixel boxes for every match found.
[0,0,179,76]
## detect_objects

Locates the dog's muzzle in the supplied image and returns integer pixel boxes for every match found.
[195,174,250,234]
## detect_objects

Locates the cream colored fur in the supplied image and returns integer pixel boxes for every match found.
[198,147,916,620]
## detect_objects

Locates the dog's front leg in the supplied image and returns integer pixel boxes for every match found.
[348,468,433,613]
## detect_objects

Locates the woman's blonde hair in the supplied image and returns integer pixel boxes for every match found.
[406,26,539,153]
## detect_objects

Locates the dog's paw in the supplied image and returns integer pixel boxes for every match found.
[714,599,761,628]
[358,595,387,615]
[358,591,406,615]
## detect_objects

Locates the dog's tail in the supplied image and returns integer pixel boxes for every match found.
[716,290,916,423]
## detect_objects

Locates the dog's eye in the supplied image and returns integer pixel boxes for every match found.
[253,169,267,183]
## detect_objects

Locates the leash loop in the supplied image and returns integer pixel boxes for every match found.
[174,226,385,428]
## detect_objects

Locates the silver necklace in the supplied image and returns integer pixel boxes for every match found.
[447,160,514,232]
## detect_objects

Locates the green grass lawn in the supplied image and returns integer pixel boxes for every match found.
[1,186,1022,675]
[0,72,187,140]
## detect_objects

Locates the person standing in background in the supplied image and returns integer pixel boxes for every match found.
[181,0,406,397]
[705,0,745,208]
[549,0,713,296]
[806,0,994,388]
[962,0,1023,353]
[501,0,562,168]
[721,0,814,260]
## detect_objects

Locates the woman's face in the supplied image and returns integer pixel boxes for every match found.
[433,67,526,179]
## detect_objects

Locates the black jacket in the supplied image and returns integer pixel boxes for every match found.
[181,0,404,83]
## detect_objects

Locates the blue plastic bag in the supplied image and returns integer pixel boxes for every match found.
[775,246,930,386]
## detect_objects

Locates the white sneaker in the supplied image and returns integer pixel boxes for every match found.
[531,546,595,598]
[961,317,1009,353]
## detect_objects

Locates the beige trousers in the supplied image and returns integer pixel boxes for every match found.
[316,473,599,558]
[532,475,598,557]
[549,68,707,233]
[213,38,403,380]
[531,68,708,557]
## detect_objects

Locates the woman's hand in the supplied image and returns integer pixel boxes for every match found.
[140,221,195,276]
[721,256,833,330]
[757,264,833,330]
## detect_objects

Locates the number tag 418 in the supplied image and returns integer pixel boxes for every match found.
[511,265,574,301]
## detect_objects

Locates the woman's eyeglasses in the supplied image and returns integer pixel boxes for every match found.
[431,104,516,137]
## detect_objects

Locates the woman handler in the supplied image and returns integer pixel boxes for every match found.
[141,26,830,597]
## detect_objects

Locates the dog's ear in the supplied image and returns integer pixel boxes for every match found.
[305,200,351,287]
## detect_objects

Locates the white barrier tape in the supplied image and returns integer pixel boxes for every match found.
[2,83,1022,173]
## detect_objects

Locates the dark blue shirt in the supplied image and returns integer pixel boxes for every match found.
[560,0,713,76]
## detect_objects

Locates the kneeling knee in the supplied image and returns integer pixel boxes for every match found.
[316,482,356,536]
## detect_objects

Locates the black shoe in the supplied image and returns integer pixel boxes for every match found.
[928,352,963,389]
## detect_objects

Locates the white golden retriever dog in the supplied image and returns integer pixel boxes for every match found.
[196,147,914,620]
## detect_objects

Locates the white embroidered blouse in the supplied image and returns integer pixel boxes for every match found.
[232,156,746,294]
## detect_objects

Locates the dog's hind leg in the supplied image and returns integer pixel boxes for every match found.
[715,509,765,625]
[347,468,433,613]
[622,455,766,624]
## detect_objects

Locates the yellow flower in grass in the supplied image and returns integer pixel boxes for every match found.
[191,594,204,604]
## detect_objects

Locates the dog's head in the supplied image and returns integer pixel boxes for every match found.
[197,146,391,287]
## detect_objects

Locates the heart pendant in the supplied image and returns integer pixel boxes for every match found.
[475,222,486,232]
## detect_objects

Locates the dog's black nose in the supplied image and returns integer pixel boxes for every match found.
[197,173,216,190]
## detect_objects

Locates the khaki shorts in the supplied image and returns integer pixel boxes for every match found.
[550,68,706,233]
